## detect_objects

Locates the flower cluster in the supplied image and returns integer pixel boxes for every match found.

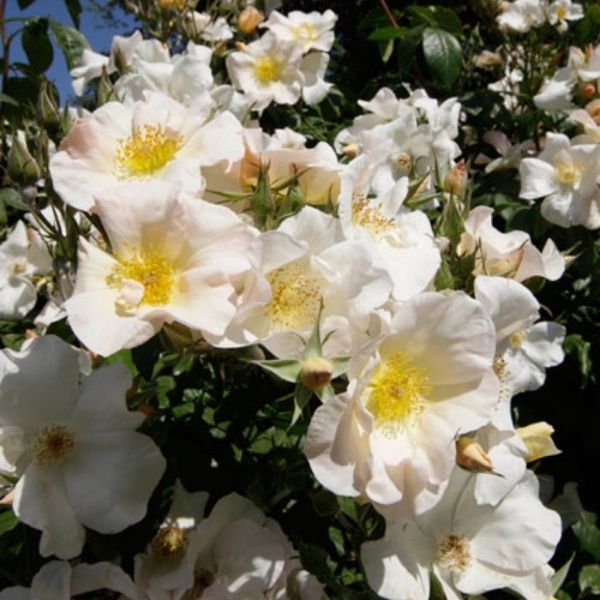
[1,0,595,597]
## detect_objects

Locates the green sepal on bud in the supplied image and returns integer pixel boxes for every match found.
[36,79,61,132]
[7,134,41,185]
[96,68,118,106]
[252,301,349,426]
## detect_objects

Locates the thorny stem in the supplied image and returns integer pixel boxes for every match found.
[378,0,399,28]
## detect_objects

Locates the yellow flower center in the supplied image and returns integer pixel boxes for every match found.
[267,261,321,330]
[364,352,432,432]
[11,260,28,276]
[254,57,281,84]
[554,162,581,186]
[436,534,471,572]
[293,22,317,44]
[107,248,176,307]
[508,329,527,348]
[152,524,188,560]
[556,5,567,18]
[115,125,182,178]
[33,425,75,465]
[352,195,397,237]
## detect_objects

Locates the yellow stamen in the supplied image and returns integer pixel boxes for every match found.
[352,195,397,237]
[115,125,182,178]
[293,22,317,44]
[254,57,281,84]
[508,329,527,349]
[107,248,176,306]
[152,524,188,560]
[554,162,582,186]
[364,352,432,432]
[267,261,321,330]
[556,5,567,19]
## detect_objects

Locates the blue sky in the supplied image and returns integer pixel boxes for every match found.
[5,0,137,101]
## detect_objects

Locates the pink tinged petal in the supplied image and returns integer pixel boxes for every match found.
[304,393,365,497]
[464,472,562,572]
[0,335,80,428]
[13,464,86,559]
[519,159,558,200]
[68,363,143,433]
[30,561,72,600]
[71,562,138,597]
[361,522,432,600]
[63,430,165,533]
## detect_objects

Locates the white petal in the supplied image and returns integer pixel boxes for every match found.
[63,431,165,533]
[13,464,85,559]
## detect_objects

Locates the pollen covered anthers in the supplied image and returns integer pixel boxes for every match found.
[266,261,322,330]
[151,522,189,560]
[364,351,432,433]
[436,533,472,572]
[254,57,281,84]
[351,195,397,237]
[32,424,76,465]
[115,124,182,178]
[106,247,177,311]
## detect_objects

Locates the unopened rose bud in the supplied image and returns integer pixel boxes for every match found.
[585,98,600,124]
[299,356,334,391]
[456,436,493,472]
[36,80,61,132]
[0,490,15,506]
[156,0,187,10]
[238,6,264,35]
[444,160,466,196]
[578,83,596,100]
[342,143,359,159]
[516,422,561,462]
[7,134,40,185]
[474,50,502,69]
[96,68,118,106]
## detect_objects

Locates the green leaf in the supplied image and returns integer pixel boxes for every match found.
[551,554,575,594]
[49,21,90,70]
[367,26,408,41]
[407,5,439,27]
[579,564,600,595]
[0,92,19,107]
[428,6,462,36]
[0,510,19,536]
[22,19,53,73]
[573,511,600,560]
[395,26,424,77]
[64,0,82,28]
[422,27,462,88]
[0,188,29,212]
[330,357,350,379]
[253,359,302,383]
[564,334,593,385]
